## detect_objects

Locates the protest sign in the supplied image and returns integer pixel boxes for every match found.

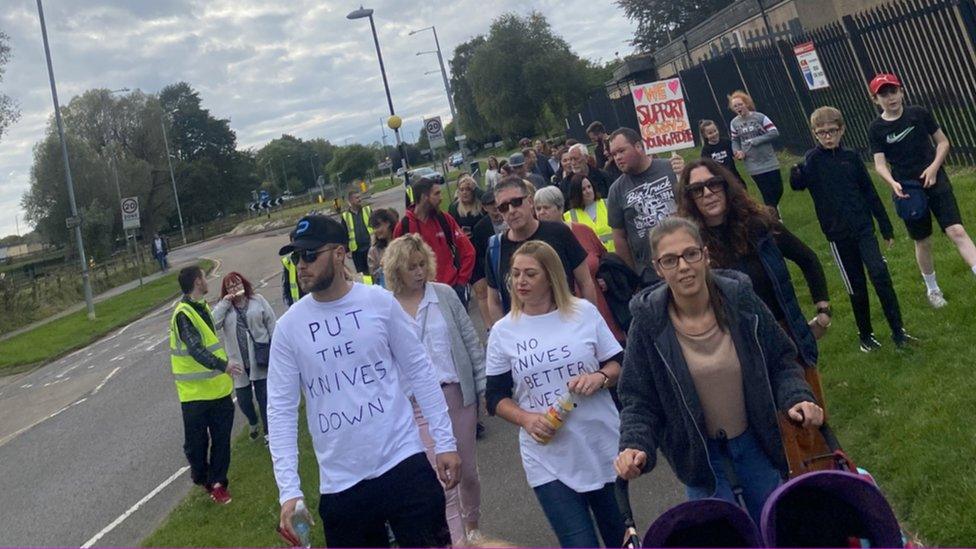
[631,77,695,154]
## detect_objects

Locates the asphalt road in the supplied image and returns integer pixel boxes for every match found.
[0,185,683,547]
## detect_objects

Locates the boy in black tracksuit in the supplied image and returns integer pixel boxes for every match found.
[791,106,911,352]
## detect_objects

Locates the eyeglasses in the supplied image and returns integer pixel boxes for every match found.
[291,244,336,265]
[814,128,841,137]
[685,178,727,199]
[497,196,526,214]
[655,247,704,270]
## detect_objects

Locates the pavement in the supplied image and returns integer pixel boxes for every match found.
[0,185,683,547]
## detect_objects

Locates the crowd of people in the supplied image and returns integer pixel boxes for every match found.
[162,72,974,547]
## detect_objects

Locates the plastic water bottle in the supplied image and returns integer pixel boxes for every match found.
[540,392,576,443]
[291,499,312,548]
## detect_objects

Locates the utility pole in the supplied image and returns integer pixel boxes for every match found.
[36,0,95,320]
[160,115,187,245]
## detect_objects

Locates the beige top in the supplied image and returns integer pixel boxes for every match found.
[672,313,748,439]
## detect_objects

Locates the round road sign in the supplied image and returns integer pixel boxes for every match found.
[425,118,442,136]
[121,198,138,214]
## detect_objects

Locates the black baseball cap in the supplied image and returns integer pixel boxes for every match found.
[278,215,347,255]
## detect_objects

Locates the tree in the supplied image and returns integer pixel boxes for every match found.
[449,36,497,147]
[616,0,734,52]
[326,145,377,187]
[465,13,596,139]
[0,30,20,142]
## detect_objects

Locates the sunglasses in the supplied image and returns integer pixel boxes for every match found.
[497,196,527,214]
[686,177,727,199]
[291,244,336,265]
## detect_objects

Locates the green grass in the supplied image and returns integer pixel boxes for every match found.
[143,148,976,547]
[0,260,213,374]
[142,408,325,547]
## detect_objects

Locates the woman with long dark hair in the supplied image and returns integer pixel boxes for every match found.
[212,272,277,442]
[563,173,615,253]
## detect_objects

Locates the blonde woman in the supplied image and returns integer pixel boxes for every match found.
[485,240,624,547]
[449,174,485,237]
[383,234,487,545]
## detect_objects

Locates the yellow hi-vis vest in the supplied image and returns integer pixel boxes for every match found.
[406,185,414,205]
[564,199,615,252]
[341,206,373,252]
[281,255,300,303]
[169,301,233,403]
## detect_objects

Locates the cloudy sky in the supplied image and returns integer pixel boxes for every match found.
[0,0,636,238]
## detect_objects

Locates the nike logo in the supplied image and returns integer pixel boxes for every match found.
[886,126,915,144]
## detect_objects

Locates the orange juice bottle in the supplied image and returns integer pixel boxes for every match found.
[539,392,576,444]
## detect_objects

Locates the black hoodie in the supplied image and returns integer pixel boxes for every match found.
[617,270,815,492]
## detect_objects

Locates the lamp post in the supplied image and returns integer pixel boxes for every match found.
[347,6,413,205]
[36,0,95,320]
[411,25,466,163]
[160,111,187,245]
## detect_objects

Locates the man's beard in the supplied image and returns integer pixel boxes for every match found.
[305,261,336,293]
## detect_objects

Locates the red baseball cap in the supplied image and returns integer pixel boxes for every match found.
[869,73,902,95]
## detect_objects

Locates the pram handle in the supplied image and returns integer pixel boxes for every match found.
[614,478,643,548]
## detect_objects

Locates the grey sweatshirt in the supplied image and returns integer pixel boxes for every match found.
[730,111,780,175]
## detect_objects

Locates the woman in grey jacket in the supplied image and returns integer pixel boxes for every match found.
[384,234,487,546]
[729,91,783,212]
[615,217,823,523]
[213,272,277,443]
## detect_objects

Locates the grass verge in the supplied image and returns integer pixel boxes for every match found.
[0,259,213,374]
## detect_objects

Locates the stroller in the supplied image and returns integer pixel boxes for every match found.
[615,424,912,548]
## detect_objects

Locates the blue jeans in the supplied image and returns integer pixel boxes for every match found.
[685,428,782,524]
[533,480,624,548]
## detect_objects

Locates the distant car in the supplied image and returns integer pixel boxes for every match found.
[281,191,298,202]
[406,167,440,182]
[449,152,464,167]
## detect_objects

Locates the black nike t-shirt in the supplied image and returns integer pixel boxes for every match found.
[868,105,941,182]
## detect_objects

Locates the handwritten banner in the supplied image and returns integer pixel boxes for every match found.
[631,77,695,154]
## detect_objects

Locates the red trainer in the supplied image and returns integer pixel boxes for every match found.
[209,483,232,505]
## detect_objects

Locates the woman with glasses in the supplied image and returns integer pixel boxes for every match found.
[383,234,487,546]
[676,159,830,401]
[486,240,625,548]
[449,174,485,238]
[615,216,824,523]
[563,173,615,253]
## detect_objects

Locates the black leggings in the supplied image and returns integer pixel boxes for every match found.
[751,169,784,208]
[235,378,268,433]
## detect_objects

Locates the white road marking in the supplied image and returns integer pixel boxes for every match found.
[80,466,190,549]
[42,378,68,388]
[110,355,125,362]
[20,384,32,389]
[146,337,167,352]
[92,367,121,395]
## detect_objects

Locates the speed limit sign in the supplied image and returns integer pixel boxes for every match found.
[121,196,141,230]
[424,116,446,149]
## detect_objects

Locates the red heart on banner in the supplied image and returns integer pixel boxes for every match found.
[668,80,680,95]
[633,87,644,102]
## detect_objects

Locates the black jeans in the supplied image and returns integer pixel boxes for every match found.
[751,169,784,208]
[235,378,267,433]
[318,452,450,548]
[352,248,370,275]
[180,395,235,487]
[828,235,903,338]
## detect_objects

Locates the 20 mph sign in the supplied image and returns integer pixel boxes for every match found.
[121,196,141,230]
[424,116,446,149]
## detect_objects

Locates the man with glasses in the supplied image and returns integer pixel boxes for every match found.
[484,176,598,326]
[269,214,461,547]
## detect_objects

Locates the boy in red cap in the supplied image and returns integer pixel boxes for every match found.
[868,73,976,308]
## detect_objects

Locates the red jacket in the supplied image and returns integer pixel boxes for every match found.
[393,207,475,286]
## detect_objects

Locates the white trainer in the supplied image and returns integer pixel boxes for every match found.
[927,290,948,308]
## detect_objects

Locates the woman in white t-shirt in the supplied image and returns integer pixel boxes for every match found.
[384,234,487,546]
[485,240,625,548]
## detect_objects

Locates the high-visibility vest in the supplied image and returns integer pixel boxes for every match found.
[406,185,414,205]
[341,206,373,252]
[169,301,233,403]
[281,256,300,303]
[564,199,615,252]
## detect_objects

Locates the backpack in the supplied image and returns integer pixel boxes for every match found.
[401,212,462,273]
[892,180,928,221]
[487,233,509,312]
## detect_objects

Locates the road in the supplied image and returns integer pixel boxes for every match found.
[0,185,682,547]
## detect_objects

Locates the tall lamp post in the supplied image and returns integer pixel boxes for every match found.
[347,6,412,205]
[36,0,96,320]
[411,25,465,162]
[160,111,187,245]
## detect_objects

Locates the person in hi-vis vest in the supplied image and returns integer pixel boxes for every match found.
[342,190,373,278]
[281,229,306,307]
[563,173,615,252]
[170,265,244,505]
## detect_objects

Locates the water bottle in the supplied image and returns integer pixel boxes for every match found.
[540,392,576,443]
[291,499,312,548]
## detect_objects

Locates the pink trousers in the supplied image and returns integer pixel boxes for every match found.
[412,383,481,545]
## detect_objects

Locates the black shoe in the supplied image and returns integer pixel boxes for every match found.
[476,421,486,440]
[894,330,920,349]
[859,334,882,353]
[249,424,260,440]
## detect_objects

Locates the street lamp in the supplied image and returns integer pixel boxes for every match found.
[347,6,413,204]
[160,110,187,245]
[35,0,96,320]
[411,25,465,163]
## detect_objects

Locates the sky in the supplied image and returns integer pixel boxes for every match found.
[0,0,636,238]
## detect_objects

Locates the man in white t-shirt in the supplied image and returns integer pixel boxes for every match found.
[269,214,461,548]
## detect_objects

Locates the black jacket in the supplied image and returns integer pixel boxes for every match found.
[597,253,643,332]
[791,145,894,241]
[618,270,815,492]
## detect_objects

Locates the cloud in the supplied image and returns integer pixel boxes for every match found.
[0,0,635,237]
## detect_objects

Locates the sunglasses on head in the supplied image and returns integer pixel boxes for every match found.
[291,244,335,265]
[497,196,526,214]
[686,177,727,199]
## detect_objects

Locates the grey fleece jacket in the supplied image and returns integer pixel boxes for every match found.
[617,270,815,492]
[730,111,780,175]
